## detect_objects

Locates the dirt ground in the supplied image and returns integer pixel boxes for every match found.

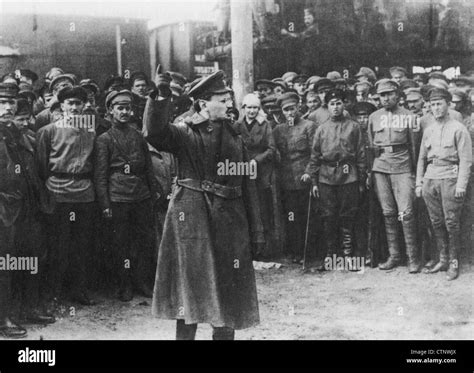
[7,257,473,341]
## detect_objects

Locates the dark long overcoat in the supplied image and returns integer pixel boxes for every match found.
[143,94,264,329]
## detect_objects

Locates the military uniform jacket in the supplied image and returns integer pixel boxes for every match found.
[234,116,276,189]
[306,116,366,186]
[416,115,472,191]
[273,115,316,190]
[307,105,351,128]
[368,106,419,174]
[143,93,263,330]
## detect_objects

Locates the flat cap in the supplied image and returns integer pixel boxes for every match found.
[281,72,298,82]
[354,81,373,91]
[18,82,37,101]
[188,70,231,99]
[429,88,451,102]
[324,88,346,104]
[428,71,448,82]
[399,79,418,91]
[389,66,407,76]
[305,75,321,88]
[0,82,19,98]
[105,89,133,109]
[17,69,38,82]
[376,79,399,94]
[293,74,309,84]
[57,86,88,103]
[168,71,188,87]
[405,88,423,101]
[80,79,100,95]
[326,71,344,82]
[45,67,64,82]
[429,79,449,90]
[261,94,278,106]
[355,67,377,82]
[352,101,377,115]
[50,73,76,91]
[1,73,19,85]
[256,79,276,88]
[276,92,299,109]
[452,75,474,86]
[272,78,288,90]
[130,71,149,85]
[104,75,126,92]
[449,88,467,102]
[313,78,334,92]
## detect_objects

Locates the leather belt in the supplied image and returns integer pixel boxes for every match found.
[177,178,242,200]
[427,159,459,166]
[378,144,408,154]
[50,171,92,180]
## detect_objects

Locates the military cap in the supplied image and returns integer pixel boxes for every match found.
[130,71,149,85]
[303,89,319,99]
[449,88,467,102]
[429,79,449,90]
[45,67,64,82]
[355,67,377,82]
[405,88,423,101]
[1,73,19,85]
[428,71,448,82]
[255,79,276,89]
[15,98,32,116]
[420,84,435,101]
[389,66,407,76]
[354,81,373,91]
[313,78,334,92]
[429,88,451,102]
[80,79,100,95]
[184,77,202,95]
[168,71,188,88]
[188,70,231,100]
[104,75,126,92]
[272,78,288,90]
[50,73,76,91]
[376,79,399,94]
[105,89,133,109]
[352,101,377,116]
[324,88,346,104]
[242,93,261,107]
[18,83,37,101]
[326,71,344,83]
[293,74,309,84]
[281,71,298,82]
[452,75,474,87]
[57,86,88,103]
[17,69,38,83]
[399,79,418,91]
[276,91,299,109]
[305,75,321,89]
[0,82,19,98]
[261,94,278,107]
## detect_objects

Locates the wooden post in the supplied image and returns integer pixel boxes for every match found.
[115,24,122,76]
[230,0,254,107]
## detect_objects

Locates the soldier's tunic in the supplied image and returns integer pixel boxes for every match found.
[273,115,316,259]
[144,94,263,330]
[306,115,366,256]
[416,115,472,264]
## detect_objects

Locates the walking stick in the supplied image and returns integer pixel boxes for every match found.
[302,190,313,272]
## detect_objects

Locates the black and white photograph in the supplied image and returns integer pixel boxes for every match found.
[0,0,473,369]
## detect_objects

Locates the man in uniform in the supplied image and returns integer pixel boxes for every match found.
[308,79,351,127]
[368,79,421,273]
[273,92,316,263]
[305,89,366,268]
[144,70,264,340]
[36,86,97,306]
[94,90,158,301]
[416,88,472,280]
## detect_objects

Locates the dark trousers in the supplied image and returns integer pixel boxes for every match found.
[111,199,155,290]
[47,202,97,298]
[282,189,310,258]
[0,225,15,319]
[257,187,274,258]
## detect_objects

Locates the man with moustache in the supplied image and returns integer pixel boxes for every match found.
[368,79,421,273]
[305,89,366,269]
[36,86,97,306]
[416,88,472,280]
[94,89,158,301]
[144,70,264,340]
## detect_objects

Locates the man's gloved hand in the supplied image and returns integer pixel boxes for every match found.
[154,65,172,98]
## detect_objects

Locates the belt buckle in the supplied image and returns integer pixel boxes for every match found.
[385,146,393,153]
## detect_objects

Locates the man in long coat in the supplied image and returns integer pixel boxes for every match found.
[144,70,264,340]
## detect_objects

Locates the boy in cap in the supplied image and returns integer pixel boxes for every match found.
[36,86,97,306]
[144,69,263,340]
[273,92,316,264]
[368,79,421,273]
[416,88,472,280]
[305,89,366,269]
[95,89,158,301]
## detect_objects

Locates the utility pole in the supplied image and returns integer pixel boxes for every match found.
[230,0,254,106]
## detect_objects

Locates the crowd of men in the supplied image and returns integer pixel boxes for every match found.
[0,63,473,339]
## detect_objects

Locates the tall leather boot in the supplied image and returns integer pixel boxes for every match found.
[426,228,449,273]
[176,319,197,340]
[402,216,421,273]
[212,326,235,340]
[379,216,401,270]
[341,219,358,271]
[318,217,338,271]
[446,231,460,281]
